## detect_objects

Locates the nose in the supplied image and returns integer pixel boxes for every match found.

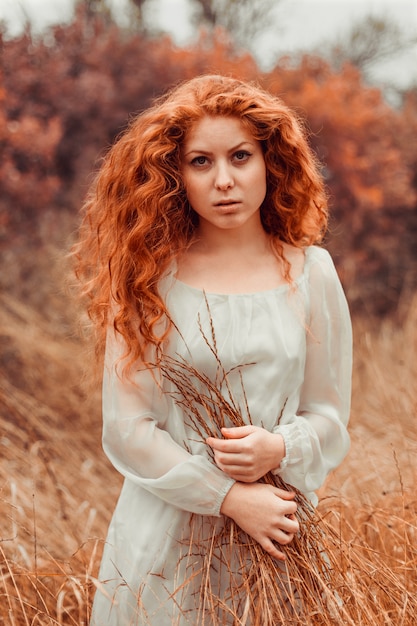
[214,161,234,190]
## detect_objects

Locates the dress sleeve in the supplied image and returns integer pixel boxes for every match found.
[273,248,352,495]
[101,328,234,516]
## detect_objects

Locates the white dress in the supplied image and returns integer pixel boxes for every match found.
[91,246,352,625]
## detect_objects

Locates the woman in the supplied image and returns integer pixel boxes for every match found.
[74,75,352,625]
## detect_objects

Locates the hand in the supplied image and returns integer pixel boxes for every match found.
[207,425,285,482]
[220,482,299,560]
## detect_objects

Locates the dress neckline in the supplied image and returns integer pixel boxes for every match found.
[172,247,314,298]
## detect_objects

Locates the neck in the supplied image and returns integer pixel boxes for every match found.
[193,221,270,257]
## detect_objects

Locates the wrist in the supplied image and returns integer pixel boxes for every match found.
[269,432,286,471]
[220,482,244,517]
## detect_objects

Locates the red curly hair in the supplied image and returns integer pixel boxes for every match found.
[73,74,328,372]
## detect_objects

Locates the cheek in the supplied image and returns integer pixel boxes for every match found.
[183,179,195,203]
[183,174,204,203]
[182,173,201,207]
[181,170,193,198]
[256,185,267,209]
[251,164,267,204]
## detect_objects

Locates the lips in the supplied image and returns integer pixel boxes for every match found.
[214,199,240,206]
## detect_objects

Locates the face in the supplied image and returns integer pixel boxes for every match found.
[181,116,267,235]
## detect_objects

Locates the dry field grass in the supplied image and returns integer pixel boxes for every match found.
[0,256,416,624]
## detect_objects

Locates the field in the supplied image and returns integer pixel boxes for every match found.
[0,245,416,624]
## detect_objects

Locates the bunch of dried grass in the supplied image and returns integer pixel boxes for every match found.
[156,311,417,625]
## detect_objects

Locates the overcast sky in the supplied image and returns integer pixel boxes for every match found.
[1,0,416,88]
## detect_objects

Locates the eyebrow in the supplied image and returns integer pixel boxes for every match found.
[183,140,255,157]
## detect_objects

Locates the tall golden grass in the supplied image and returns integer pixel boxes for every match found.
[0,288,416,624]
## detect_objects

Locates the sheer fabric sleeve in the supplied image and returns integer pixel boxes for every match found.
[273,248,352,495]
[101,328,234,516]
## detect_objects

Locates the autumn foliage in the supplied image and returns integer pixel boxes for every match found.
[1,5,416,314]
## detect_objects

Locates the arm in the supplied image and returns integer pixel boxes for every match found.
[101,327,234,516]
[273,249,352,494]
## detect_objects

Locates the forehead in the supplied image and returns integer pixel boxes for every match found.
[184,115,255,148]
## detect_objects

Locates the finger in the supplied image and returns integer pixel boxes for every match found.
[213,448,252,465]
[279,517,299,535]
[288,505,299,518]
[207,437,248,454]
[274,530,296,545]
[281,501,298,517]
[217,466,260,482]
[206,436,220,448]
[262,539,287,561]
[206,437,232,452]
[213,457,250,475]
[212,449,260,474]
[274,488,297,501]
[215,457,246,471]
[221,425,255,439]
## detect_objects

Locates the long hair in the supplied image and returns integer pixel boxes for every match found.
[72,74,328,373]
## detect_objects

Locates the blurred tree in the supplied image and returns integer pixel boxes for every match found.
[79,0,113,22]
[130,0,149,14]
[323,15,417,77]
[125,0,151,32]
[188,0,279,47]
[79,0,150,31]
[264,57,416,312]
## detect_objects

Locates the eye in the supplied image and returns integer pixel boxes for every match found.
[233,150,251,163]
[191,155,209,167]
